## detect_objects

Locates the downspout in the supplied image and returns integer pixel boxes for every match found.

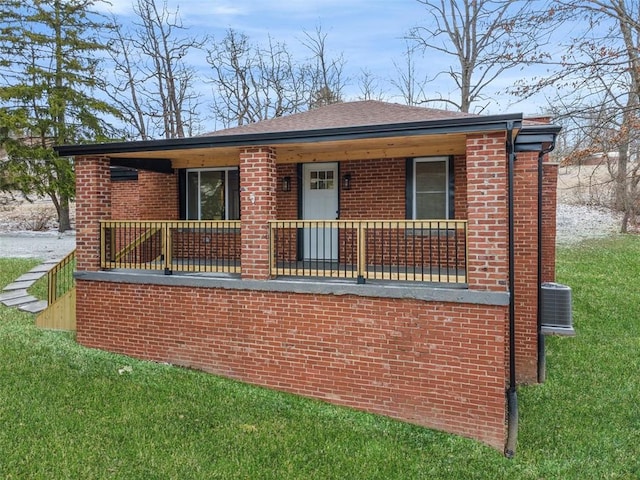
[537,142,557,383]
[505,122,518,459]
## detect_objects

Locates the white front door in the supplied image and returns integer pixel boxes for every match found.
[302,162,339,260]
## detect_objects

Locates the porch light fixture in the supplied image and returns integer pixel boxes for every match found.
[342,173,352,190]
[282,176,291,192]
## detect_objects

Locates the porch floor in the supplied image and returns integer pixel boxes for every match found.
[105,258,467,286]
[272,260,466,284]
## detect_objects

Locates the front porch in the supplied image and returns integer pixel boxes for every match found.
[99,219,468,285]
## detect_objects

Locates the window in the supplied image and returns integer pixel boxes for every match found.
[186,168,239,220]
[310,169,335,190]
[411,157,451,219]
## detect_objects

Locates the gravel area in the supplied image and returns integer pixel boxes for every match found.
[556,203,621,244]
[0,230,76,261]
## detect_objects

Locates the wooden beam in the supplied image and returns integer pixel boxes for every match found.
[111,133,468,169]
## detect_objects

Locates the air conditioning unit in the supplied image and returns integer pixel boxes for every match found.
[540,282,575,336]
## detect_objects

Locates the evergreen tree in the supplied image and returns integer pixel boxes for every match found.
[0,0,120,232]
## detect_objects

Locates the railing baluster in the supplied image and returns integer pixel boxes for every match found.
[98,219,467,285]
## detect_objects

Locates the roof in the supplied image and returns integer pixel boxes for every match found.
[204,101,476,136]
[55,101,529,158]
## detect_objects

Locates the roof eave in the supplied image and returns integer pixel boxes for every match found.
[55,113,525,157]
[514,124,562,153]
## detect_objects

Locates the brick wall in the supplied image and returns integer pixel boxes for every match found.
[138,171,179,220]
[76,279,508,450]
[74,139,559,450]
[513,151,540,382]
[111,171,179,221]
[75,156,111,271]
[465,133,509,291]
[453,154,467,220]
[240,147,277,280]
[276,163,298,220]
[274,157,466,222]
[111,180,139,220]
[340,159,405,219]
[542,161,558,283]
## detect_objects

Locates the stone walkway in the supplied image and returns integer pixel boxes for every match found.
[0,259,61,313]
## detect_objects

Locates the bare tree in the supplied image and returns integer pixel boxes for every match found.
[390,42,427,106]
[206,29,312,128]
[407,0,551,113]
[108,0,205,139]
[515,0,640,231]
[357,68,386,101]
[301,25,347,109]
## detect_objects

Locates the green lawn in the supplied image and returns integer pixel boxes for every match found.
[1,237,639,479]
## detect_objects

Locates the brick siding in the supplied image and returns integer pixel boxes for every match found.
[76,278,508,450]
[81,139,558,450]
[542,162,558,283]
[465,133,509,291]
[513,151,540,382]
[111,180,139,220]
[340,159,405,219]
[75,156,111,271]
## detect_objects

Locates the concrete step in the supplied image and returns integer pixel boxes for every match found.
[4,280,36,291]
[15,272,46,282]
[0,289,29,302]
[19,300,48,313]
[2,294,39,307]
[27,264,54,274]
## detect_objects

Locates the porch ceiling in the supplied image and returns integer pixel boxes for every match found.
[107,132,470,168]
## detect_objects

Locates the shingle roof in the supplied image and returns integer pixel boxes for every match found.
[205,100,477,137]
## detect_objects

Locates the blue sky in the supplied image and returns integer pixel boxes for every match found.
[97,0,550,116]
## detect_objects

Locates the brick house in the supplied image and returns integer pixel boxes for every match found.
[56,101,563,454]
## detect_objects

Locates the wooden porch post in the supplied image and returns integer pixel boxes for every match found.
[239,147,277,280]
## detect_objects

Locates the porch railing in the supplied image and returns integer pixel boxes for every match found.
[100,220,241,274]
[269,220,468,284]
[47,249,76,304]
[98,219,467,284]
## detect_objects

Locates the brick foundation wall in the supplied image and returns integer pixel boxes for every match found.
[76,279,508,450]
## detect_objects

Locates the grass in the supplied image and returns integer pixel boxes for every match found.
[1,236,639,479]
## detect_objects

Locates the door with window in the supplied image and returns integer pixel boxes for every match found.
[302,162,339,260]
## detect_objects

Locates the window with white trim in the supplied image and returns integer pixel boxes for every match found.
[413,157,450,219]
[186,168,239,220]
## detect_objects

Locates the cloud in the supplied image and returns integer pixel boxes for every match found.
[94,0,135,16]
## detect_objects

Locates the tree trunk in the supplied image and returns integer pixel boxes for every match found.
[50,193,71,233]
